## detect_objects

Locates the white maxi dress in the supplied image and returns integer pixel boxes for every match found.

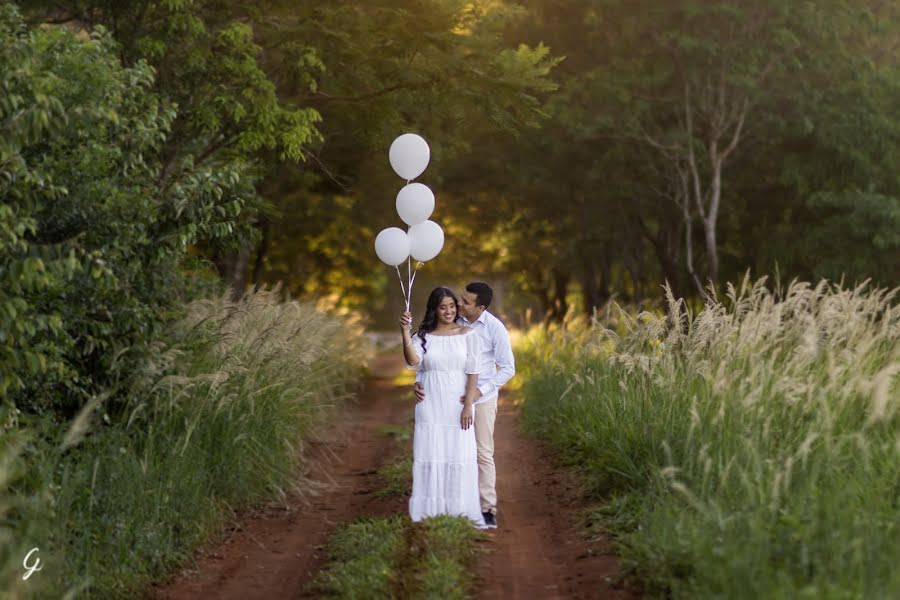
[406,330,486,528]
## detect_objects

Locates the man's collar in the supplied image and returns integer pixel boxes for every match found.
[459,310,488,325]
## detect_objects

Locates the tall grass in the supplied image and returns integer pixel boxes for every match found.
[520,277,900,599]
[1,409,45,600]
[3,285,368,598]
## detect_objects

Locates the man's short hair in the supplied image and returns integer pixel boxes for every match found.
[466,282,493,309]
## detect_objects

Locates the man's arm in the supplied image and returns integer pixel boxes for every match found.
[413,369,425,402]
[477,322,515,399]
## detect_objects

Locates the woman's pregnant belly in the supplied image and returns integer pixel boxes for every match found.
[416,371,466,424]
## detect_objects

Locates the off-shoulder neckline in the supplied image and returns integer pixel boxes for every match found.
[422,328,473,338]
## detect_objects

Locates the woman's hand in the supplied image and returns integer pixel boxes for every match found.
[460,403,474,430]
[401,312,419,367]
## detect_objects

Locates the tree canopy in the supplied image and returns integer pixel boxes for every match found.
[4,0,899,415]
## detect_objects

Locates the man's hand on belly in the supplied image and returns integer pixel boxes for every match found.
[414,381,425,403]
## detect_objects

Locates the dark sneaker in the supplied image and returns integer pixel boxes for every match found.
[482,512,497,529]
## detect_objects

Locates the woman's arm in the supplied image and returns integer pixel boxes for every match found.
[400,311,420,367]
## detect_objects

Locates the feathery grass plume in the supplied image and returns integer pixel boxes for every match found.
[520,277,900,598]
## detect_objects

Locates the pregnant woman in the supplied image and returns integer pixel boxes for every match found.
[400,287,486,528]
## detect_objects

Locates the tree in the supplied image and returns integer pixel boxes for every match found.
[250,1,561,309]
[1,4,261,416]
[24,0,326,300]
[470,0,900,320]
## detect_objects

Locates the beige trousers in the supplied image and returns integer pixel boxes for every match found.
[474,396,498,514]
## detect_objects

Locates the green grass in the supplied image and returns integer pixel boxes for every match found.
[310,516,406,599]
[376,423,413,443]
[3,287,368,599]
[375,423,413,498]
[309,514,485,599]
[519,277,900,599]
[412,517,483,599]
[376,456,413,498]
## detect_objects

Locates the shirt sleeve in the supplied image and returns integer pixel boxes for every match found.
[477,321,516,398]
[464,330,481,375]
[405,335,424,371]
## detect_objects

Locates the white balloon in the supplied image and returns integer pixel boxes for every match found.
[374,227,410,266]
[389,133,430,180]
[396,183,435,226]
[408,220,444,262]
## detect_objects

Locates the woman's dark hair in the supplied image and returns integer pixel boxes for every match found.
[465,281,493,309]
[416,287,458,355]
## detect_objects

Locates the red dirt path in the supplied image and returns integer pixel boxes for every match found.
[473,396,634,599]
[147,354,634,600]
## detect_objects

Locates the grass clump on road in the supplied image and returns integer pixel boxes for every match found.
[376,456,413,498]
[311,516,406,599]
[375,423,413,498]
[519,277,900,599]
[310,514,484,599]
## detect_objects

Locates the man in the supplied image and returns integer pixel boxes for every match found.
[402,282,515,529]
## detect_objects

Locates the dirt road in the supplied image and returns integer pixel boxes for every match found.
[148,355,410,600]
[148,354,632,599]
[473,397,633,599]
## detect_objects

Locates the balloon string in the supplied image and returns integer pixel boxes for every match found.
[395,266,407,309]
[408,263,420,306]
[406,256,412,311]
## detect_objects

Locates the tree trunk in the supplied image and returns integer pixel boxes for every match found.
[546,269,569,324]
[252,219,271,293]
[212,247,251,303]
[653,232,685,302]
[536,285,552,324]
[580,260,599,317]
[599,246,612,305]
[230,247,251,302]
[627,254,643,306]
[704,220,718,287]
[683,208,706,299]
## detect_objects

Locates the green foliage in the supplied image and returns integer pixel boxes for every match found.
[438,0,900,322]
[251,0,561,309]
[519,277,900,598]
[1,5,164,411]
[21,1,561,312]
[797,191,900,281]
[16,0,900,326]
[1,4,293,416]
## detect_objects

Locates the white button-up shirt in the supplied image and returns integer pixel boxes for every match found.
[415,310,516,405]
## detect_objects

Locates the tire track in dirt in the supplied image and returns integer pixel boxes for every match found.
[473,395,635,600]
